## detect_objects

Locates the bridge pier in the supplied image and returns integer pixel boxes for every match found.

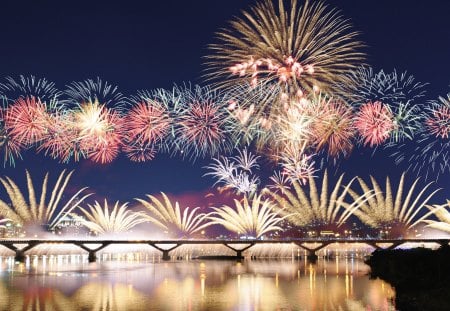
[149,243,180,261]
[75,242,111,263]
[294,241,331,262]
[1,242,40,263]
[223,242,255,261]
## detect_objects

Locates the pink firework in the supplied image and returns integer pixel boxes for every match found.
[177,100,228,157]
[311,99,355,158]
[123,141,157,162]
[425,105,450,139]
[125,100,171,144]
[3,96,50,145]
[37,113,82,163]
[354,101,395,147]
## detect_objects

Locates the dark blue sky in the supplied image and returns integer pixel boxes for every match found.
[0,0,449,203]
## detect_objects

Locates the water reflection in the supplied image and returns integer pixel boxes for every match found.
[0,256,396,311]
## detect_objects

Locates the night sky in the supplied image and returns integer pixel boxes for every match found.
[0,0,449,205]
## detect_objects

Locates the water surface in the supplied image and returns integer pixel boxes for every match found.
[0,255,396,310]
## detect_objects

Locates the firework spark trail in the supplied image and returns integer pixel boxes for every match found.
[206,0,365,99]
[345,172,440,235]
[208,194,285,238]
[73,199,147,235]
[0,170,91,231]
[135,192,210,238]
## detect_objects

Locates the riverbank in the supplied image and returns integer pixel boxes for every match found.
[366,245,450,310]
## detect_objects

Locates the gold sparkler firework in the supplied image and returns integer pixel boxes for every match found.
[135,192,211,238]
[0,170,91,231]
[208,194,285,238]
[346,172,441,234]
[267,170,369,229]
[73,199,147,235]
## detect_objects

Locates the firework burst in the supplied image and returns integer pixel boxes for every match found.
[173,85,232,159]
[0,75,62,103]
[64,77,127,110]
[336,67,427,106]
[0,170,91,231]
[206,0,365,97]
[309,97,355,158]
[3,96,52,146]
[393,94,450,180]
[135,192,210,238]
[73,200,147,235]
[204,148,260,195]
[208,194,285,238]
[354,101,395,147]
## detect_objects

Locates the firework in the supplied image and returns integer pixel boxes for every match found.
[206,0,365,98]
[125,93,172,145]
[208,194,285,238]
[336,67,427,106]
[393,94,450,180]
[266,171,291,194]
[0,75,62,103]
[309,97,355,158]
[0,170,91,231]
[267,170,367,230]
[3,96,52,146]
[36,112,83,163]
[277,144,316,185]
[73,199,147,235]
[423,201,450,233]
[173,85,233,159]
[204,148,260,195]
[346,172,440,236]
[136,192,211,238]
[354,101,395,147]
[122,140,157,162]
[71,100,125,163]
[0,119,23,166]
[64,77,127,110]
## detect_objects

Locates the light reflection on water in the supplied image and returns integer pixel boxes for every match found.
[0,255,396,311]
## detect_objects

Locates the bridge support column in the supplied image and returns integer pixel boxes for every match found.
[74,243,111,263]
[307,250,318,262]
[2,243,40,263]
[223,243,255,261]
[149,243,180,261]
[294,241,331,262]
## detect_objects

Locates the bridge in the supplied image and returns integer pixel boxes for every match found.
[0,238,448,262]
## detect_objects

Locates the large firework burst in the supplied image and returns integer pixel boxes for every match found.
[73,200,147,235]
[346,172,440,236]
[267,170,367,230]
[208,194,285,238]
[0,170,91,231]
[135,192,211,238]
[206,0,365,97]
[172,85,233,159]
